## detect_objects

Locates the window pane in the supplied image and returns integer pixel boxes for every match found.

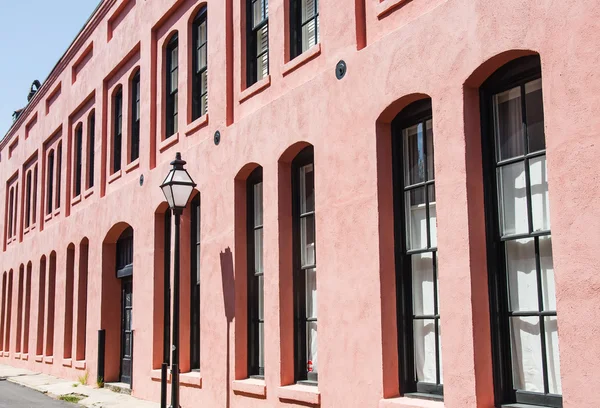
[307,321,317,374]
[403,123,425,186]
[437,319,443,384]
[258,274,264,320]
[497,161,529,236]
[494,86,524,161]
[301,18,316,53]
[301,0,315,21]
[405,187,427,250]
[510,316,544,393]
[171,46,178,70]
[299,163,315,213]
[253,182,263,226]
[411,252,435,316]
[171,70,178,93]
[428,184,437,248]
[544,316,562,395]
[426,119,434,181]
[305,267,317,319]
[525,79,545,153]
[201,90,208,115]
[530,155,551,232]
[506,238,538,312]
[197,44,207,71]
[258,321,265,370]
[198,20,207,45]
[196,243,200,284]
[539,235,556,311]
[413,319,436,383]
[254,228,263,274]
[300,215,316,267]
[253,0,267,26]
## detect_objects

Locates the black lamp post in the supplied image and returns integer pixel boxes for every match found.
[160,152,196,408]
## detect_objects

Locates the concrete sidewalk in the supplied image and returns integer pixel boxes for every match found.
[0,364,158,408]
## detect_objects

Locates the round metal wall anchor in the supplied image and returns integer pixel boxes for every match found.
[335,60,347,80]
[139,174,144,186]
[214,130,221,145]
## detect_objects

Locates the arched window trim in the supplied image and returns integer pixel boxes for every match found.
[480,55,561,408]
[191,8,208,120]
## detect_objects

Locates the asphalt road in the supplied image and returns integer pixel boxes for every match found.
[0,379,74,408]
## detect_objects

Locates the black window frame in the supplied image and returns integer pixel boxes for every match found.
[192,8,208,121]
[480,55,562,408]
[166,34,179,138]
[87,112,95,189]
[75,124,83,197]
[292,146,318,384]
[113,87,123,173]
[116,227,134,278]
[32,165,37,224]
[130,70,141,163]
[56,143,62,209]
[247,167,264,377]
[290,0,319,60]
[46,150,54,215]
[246,0,269,87]
[190,194,201,371]
[391,99,443,399]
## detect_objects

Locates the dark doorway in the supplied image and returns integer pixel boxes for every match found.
[116,227,133,385]
[120,277,133,384]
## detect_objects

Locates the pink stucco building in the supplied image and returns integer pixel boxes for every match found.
[1,0,599,407]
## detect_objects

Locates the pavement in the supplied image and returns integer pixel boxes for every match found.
[0,380,73,408]
[0,364,159,408]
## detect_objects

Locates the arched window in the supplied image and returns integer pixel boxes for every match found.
[76,239,89,361]
[16,265,24,353]
[87,112,95,189]
[481,55,560,407]
[190,194,201,370]
[113,87,123,173]
[192,8,208,120]
[246,0,269,86]
[117,227,134,278]
[391,98,442,397]
[46,252,56,357]
[247,167,264,376]
[75,124,83,197]
[0,272,6,352]
[64,244,75,359]
[23,262,32,354]
[47,150,55,215]
[33,164,38,224]
[166,34,179,137]
[292,146,317,383]
[130,70,141,162]
[290,0,319,59]
[4,270,13,352]
[36,256,46,356]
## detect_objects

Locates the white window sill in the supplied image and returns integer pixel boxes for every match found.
[379,396,444,408]
[232,378,266,397]
[278,383,320,405]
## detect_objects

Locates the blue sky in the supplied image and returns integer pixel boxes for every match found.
[0,0,100,138]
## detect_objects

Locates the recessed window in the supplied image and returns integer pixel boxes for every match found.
[130,70,140,162]
[247,167,264,377]
[481,55,561,408]
[246,0,269,86]
[190,194,201,370]
[192,8,208,120]
[166,34,179,138]
[74,124,83,197]
[25,171,32,228]
[87,112,95,189]
[47,150,55,215]
[113,87,123,173]
[8,187,14,239]
[292,146,317,384]
[56,142,62,209]
[33,165,38,224]
[290,0,319,60]
[391,99,442,397]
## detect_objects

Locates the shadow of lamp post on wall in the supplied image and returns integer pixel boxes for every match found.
[160,152,197,408]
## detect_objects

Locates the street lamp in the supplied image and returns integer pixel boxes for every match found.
[160,152,196,408]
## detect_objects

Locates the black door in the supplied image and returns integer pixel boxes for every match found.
[120,277,133,384]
